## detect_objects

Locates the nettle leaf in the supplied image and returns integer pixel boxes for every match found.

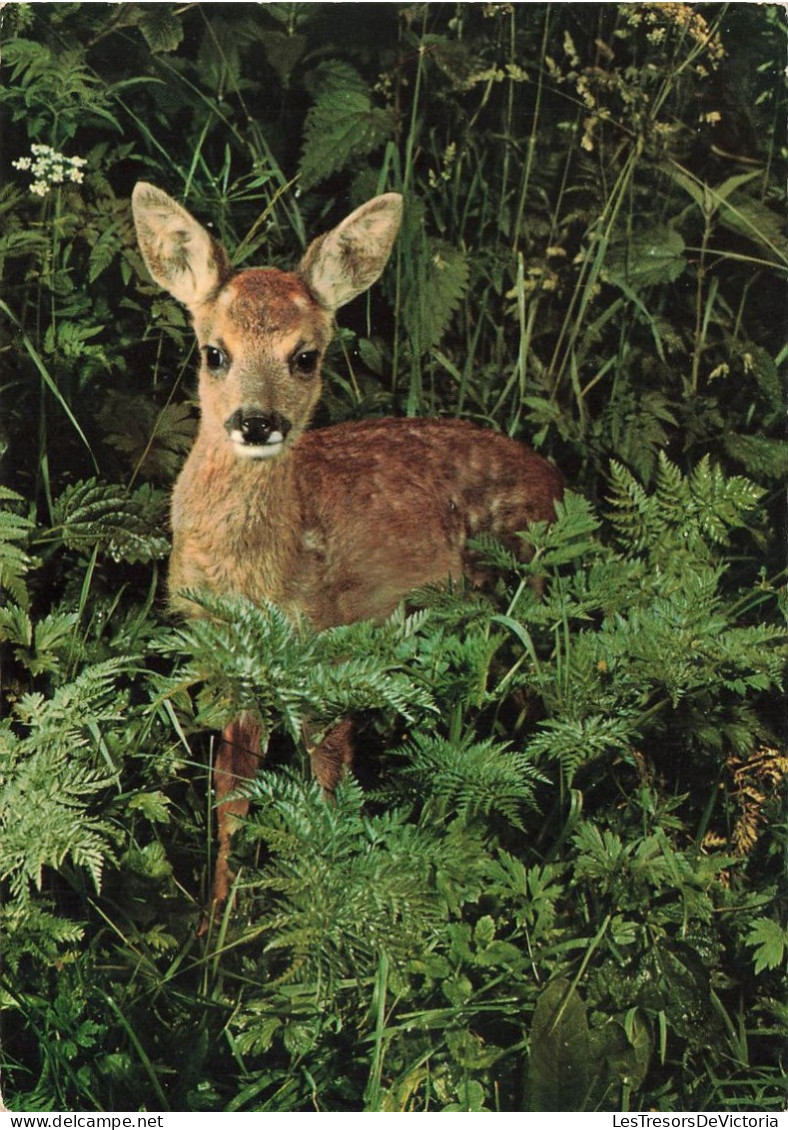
[138,6,184,54]
[604,224,687,289]
[403,237,470,354]
[718,196,788,266]
[299,63,395,191]
[53,478,170,564]
[257,29,308,85]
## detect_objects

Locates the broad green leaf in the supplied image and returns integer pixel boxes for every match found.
[526,978,595,1111]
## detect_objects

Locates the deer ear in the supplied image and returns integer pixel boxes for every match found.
[132,182,231,308]
[298,193,403,311]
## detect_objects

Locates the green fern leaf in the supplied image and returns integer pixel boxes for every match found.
[0,607,79,676]
[745,918,788,975]
[96,393,196,481]
[0,899,86,973]
[724,433,788,480]
[53,478,169,563]
[162,592,435,739]
[384,732,547,829]
[0,603,32,648]
[243,770,486,988]
[688,455,765,544]
[606,460,661,552]
[527,714,635,783]
[0,487,36,608]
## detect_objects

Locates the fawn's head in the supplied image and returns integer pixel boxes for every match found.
[132,184,402,459]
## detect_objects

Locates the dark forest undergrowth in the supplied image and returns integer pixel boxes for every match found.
[0,2,785,1112]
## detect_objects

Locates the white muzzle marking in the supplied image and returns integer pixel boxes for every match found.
[229,430,285,459]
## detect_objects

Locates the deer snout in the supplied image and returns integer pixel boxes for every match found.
[224,408,292,458]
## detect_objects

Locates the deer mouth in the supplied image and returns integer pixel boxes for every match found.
[224,409,292,458]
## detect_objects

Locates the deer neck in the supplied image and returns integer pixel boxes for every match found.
[168,432,301,615]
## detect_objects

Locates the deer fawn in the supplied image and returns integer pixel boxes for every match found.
[132,182,563,911]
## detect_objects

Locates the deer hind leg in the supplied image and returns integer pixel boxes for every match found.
[307,718,355,794]
[210,712,263,909]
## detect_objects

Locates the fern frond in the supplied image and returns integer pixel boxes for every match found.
[160,592,311,734]
[724,433,788,481]
[606,459,664,553]
[0,487,36,608]
[1,737,120,901]
[0,606,79,676]
[526,714,636,784]
[52,477,169,563]
[243,770,486,988]
[607,454,767,564]
[688,455,766,545]
[159,592,435,738]
[307,657,433,723]
[382,732,547,830]
[0,658,132,903]
[0,899,85,974]
[13,657,131,740]
[521,491,601,569]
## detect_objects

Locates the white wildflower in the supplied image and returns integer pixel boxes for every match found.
[12,143,88,197]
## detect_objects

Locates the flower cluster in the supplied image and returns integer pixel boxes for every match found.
[625,3,725,69]
[12,144,87,197]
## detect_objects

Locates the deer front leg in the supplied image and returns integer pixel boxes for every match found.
[307,718,355,794]
[210,712,264,909]
[202,715,351,932]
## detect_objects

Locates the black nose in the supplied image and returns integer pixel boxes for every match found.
[225,409,292,446]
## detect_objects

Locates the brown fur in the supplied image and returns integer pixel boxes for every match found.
[132,184,564,915]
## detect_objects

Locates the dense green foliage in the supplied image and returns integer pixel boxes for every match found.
[0,1,786,1113]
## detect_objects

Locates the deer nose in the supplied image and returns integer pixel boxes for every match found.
[225,409,292,448]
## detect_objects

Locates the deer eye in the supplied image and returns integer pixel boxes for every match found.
[203,345,228,373]
[290,349,320,379]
